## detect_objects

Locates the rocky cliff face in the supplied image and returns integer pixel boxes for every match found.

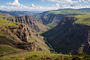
[43,17,90,54]
[8,24,31,42]
[0,14,49,52]
[33,12,65,27]
[0,23,36,50]
[33,12,77,28]
[6,16,47,32]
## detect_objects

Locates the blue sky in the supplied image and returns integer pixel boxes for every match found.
[0,0,90,11]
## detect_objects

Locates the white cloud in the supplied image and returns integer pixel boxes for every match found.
[0,0,58,11]
[32,4,35,7]
[48,0,90,9]
[0,0,90,11]
[48,0,57,2]
[7,0,21,7]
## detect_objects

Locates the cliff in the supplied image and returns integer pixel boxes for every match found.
[33,12,65,28]
[33,11,78,28]
[2,15,47,32]
[0,14,50,55]
[43,16,90,55]
[15,16,47,32]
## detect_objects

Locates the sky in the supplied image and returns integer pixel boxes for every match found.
[0,0,90,11]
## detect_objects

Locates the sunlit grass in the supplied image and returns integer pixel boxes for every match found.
[0,44,22,55]
[75,14,90,26]
[0,51,72,60]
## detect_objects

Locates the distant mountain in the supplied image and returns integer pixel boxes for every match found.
[49,8,90,14]
[0,10,41,16]
[42,15,90,55]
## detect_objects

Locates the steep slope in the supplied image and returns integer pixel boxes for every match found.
[43,15,90,55]
[0,14,50,55]
[3,15,47,32]
[33,11,78,29]
[15,16,47,32]
[33,8,90,28]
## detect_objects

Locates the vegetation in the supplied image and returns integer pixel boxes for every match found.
[0,44,21,54]
[42,14,90,55]
[0,51,72,60]
[75,15,90,26]
[0,11,90,60]
[0,51,90,60]
[72,53,90,60]
[0,14,50,55]
[0,14,13,19]
[49,9,90,14]
[0,18,18,27]
[0,15,23,55]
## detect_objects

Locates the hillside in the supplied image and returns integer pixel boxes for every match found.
[0,10,41,16]
[15,16,47,32]
[42,15,90,55]
[49,8,90,14]
[0,14,50,55]
[0,51,71,60]
[32,8,90,28]
[33,11,76,28]
[1,51,90,60]
[0,14,47,32]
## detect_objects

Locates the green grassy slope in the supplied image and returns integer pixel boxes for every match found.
[1,51,90,60]
[0,15,23,54]
[0,51,72,60]
[75,15,90,26]
[49,9,90,14]
[0,14,50,55]
[0,45,21,54]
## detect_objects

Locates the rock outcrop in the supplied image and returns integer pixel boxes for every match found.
[0,14,49,52]
[8,24,31,42]
[14,16,47,32]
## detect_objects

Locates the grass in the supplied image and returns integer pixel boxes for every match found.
[0,14,14,19]
[28,34,50,52]
[49,10,90,15]
[0,44,21,55]
[0,14,50,54]
[0,51,72,60]
[0,18,18,27]
[0,51,90,60]
[0,14,21,27]
[0,27,22,55]
[0,14,23,55]
[75,14,90,26]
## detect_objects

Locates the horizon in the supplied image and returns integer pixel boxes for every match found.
[0,0,90,11]
[0,8,90,12]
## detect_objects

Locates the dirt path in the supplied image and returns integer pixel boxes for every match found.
[0,50,27,57]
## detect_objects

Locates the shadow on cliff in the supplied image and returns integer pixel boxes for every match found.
[41,17,90,55]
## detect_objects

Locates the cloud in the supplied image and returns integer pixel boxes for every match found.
[48,0,90,9]
[7,0,21,7]
[0,0,90,11]
[48,0,57,2]
[32,4,35,7]
[0,0,59,11]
